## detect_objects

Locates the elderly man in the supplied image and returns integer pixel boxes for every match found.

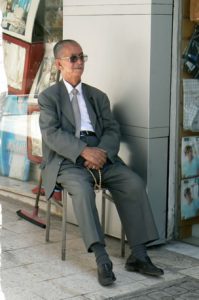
[38,39,164,286]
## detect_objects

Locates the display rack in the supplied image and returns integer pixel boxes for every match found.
[179,0,199,239]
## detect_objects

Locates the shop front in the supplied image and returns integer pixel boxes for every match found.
[169,0,199,246]
[0,0,63,221]
[1,0,194,244]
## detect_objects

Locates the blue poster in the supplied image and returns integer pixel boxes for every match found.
[0,95,30,181]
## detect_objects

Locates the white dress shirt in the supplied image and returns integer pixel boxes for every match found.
[63,80,94,132]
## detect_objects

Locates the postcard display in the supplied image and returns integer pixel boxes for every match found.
[180,1,199,237]
[0,0,45,181]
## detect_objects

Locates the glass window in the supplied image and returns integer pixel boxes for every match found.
[0,0,63,199]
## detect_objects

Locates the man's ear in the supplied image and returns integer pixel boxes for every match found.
[55,59,62,70]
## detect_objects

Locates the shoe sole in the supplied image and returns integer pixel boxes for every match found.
[99,278,115,286]
[98,273,116,286]
[125,265,164,277]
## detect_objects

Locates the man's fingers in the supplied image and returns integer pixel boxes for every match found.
[81,147,107,166]
[84,161,100,170]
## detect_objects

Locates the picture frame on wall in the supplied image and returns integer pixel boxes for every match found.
[181,136,199,179]
[1,0,40,43]
[3,33,45,94]
[181,177,199,221]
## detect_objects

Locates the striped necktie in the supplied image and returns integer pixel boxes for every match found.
[71,88,81,138]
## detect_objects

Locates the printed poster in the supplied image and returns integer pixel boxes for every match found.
[181,136,199,179]
[181,177,199,220]
[183,79,199,132]
[1,0,40,42]
[0,94,30,180]
[29,43,59,97]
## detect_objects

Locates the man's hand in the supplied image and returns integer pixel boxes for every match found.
[81,147,107,170]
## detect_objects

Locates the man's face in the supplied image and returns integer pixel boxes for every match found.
[185,190,193,203]
[55,43,85,85]
[186,149,193,160]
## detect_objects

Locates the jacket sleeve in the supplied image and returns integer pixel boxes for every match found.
[38,89,87,163]
[95,92,121,162]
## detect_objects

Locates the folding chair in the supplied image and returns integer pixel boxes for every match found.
[25,104,126,260]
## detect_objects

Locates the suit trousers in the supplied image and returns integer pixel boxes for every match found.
[56,135,159,251]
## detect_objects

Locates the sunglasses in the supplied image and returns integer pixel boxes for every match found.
[58,54,88,63]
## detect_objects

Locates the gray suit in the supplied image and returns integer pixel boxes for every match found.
[38,80,159,250]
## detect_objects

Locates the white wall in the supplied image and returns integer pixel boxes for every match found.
[63,0,173,241]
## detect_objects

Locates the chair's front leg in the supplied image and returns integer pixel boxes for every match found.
[61,190,67,261]
[46,199,51,242]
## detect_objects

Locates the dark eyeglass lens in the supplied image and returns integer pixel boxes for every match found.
[70,55,85,63]
[70,56,79,63]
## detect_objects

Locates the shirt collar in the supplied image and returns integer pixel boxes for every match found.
[63,80,82,97]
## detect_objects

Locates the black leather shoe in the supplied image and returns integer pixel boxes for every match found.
[125,255,164,276]
[97,262,116,286]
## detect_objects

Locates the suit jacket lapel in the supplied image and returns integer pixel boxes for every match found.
[59,80,75,126]
[82,84,96,130]
[58,81,97,130]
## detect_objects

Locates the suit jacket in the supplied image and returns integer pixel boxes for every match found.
[38,80,121,199]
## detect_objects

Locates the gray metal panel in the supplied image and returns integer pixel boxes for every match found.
[63,1,172,241]
[64,14,151,128]
[63,0,173,15]
[149,15,172,128]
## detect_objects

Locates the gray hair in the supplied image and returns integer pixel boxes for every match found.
[53,39,81,58]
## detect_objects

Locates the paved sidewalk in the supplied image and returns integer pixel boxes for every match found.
[0,194,199,299]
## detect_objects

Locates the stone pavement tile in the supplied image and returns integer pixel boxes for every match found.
[165,241,199,260]
[141,272,184,287]
[147,246,199,271]
[51,271,103,295]
[179,293,199,300]
[4,243,62,264]
[180,266,199,279]
[179,279,199,291]
[30,279,87,300]
[148,291,175,299]
[163,285,187,296]
[0,286,44,300]
[0,266,41,289]
[63,297,88,300]
[78,282,147,300]
[117,277,199,300]
[124,296,150,300]
[2,219,44,234]
[0,251,27,270]
[0,230,45,252]
[4,237,85,266]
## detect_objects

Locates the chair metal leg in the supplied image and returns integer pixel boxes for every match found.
[121,226,126,258]
[101,190,106,232]
[45,199,51,242]
[61,190,67,261]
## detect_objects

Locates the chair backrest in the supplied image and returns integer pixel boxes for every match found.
[27,104,42,164]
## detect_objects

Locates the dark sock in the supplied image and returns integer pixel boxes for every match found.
[131,244,147,262]
[91,242,111,266]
